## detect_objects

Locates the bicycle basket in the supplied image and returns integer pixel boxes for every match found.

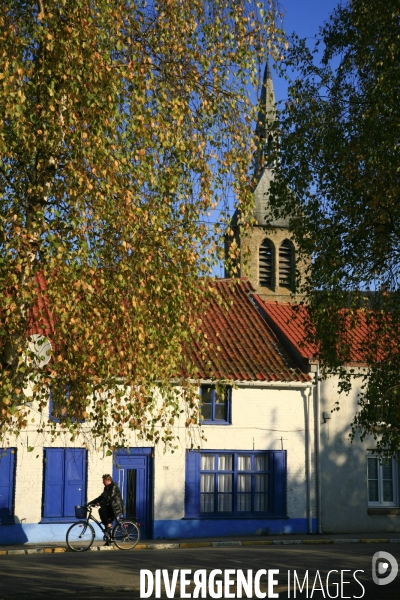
[74,505,87,519]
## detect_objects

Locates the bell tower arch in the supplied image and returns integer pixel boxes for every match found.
[226,63,308,302]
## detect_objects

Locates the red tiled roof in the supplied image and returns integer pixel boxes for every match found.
[255,298,374,365]
[254,300,317,361]
[4,274,310,382]
[191,280,310,382]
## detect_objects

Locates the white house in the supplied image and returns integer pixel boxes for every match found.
[0,279,318,545]
[257,298,400,534]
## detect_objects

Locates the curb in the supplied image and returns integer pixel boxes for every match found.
[1,538,400,556]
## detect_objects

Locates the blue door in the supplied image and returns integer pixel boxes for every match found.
[113,449,152,539]
[0,449,16,524]
[43,448,87,520]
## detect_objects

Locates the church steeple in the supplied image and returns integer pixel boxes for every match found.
[254,62,276,178]
[253,63,286,227]
[225,63,307,302]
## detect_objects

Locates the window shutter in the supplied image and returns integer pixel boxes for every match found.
[43,448,65,518]
[0,449,16,523]
[64,449,87,517]
[279,241,292,288]
[185,451,200,517]
[259,240,273,287]
[272,451,286,516]
[43,448,87,519]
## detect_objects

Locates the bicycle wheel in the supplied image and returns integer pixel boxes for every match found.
[113,520,140,550]
[66,521,95,552]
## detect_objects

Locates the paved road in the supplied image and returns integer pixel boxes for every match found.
[1,543,399,599]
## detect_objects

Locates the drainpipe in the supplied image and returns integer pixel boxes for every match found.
[316,365,322,534]
[307,385,313,533]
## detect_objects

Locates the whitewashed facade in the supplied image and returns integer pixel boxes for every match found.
[0,381,318,544]
[0,280,316,545]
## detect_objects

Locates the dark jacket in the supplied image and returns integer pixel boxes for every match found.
[90,481,125,518]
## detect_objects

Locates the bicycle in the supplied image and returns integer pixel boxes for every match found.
[66,504,140,552]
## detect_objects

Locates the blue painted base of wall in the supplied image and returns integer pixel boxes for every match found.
[0,521,105,545]
[0,518,317,545]
[153,518,318,539]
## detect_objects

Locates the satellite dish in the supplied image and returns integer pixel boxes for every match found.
[23,335,52,398]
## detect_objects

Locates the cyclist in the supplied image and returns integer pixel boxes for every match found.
[88,474,125,544]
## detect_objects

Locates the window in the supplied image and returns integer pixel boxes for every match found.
[367,455,398,507]
[200,385,231,424]
[185,451,286,517]
[279,240,293,289]
[42,448,87,521]
[259,240,273,287]
[0,448,16,524]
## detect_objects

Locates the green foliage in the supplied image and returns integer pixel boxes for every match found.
[268,0,400,452]
[0,0,284,448]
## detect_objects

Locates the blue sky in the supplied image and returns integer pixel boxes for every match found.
[273,0,341,104]
[211,0,342,276]
[212,0,342,276]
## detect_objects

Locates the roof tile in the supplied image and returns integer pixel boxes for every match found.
[191,280,310,382]
[255,297,374,364]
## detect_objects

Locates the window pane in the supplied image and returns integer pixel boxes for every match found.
[215,403,226,420]
[255,455,269,471]
[383,480,394,502]
[255,474,268,493]
[200,474,214,493]
[218,455,232,471]
[201,404,212,420]
[201,387,213,403]
[217,471,232,511]
[215,390,226,404]
[238,455,251,471]
[218,493,232,512]
[382,460,393,480]
[254,494,268,512]
[201,455,214,471]
[368,480,379,502]
[238,474,251,492]
[237,494,251,512]
[368,457,378,479]
[200,495,214,513]
[218,474,232,492]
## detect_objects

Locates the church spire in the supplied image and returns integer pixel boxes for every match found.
[254,62,276,177]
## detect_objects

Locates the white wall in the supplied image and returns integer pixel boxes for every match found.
[2,382,316,540]
[319,373,400,533]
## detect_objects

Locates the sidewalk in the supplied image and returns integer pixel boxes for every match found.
[1,532,400,556]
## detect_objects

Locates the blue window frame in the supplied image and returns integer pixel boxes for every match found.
[185,450,286,517]
[42,448,87,521]
[0,448,16,524]
[200,385,231,424]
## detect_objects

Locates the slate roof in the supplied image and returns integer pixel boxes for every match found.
[255,298,374,365]
[190,279,310,382]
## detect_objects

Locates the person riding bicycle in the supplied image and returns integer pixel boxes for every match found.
[88,474,125,544]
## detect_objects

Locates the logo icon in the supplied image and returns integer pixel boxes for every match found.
[372,551,398,586]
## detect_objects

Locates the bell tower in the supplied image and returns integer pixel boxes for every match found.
[226,63,307,302]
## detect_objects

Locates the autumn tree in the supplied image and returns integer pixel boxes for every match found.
[0,0,284,447]
[268,0,400,452]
